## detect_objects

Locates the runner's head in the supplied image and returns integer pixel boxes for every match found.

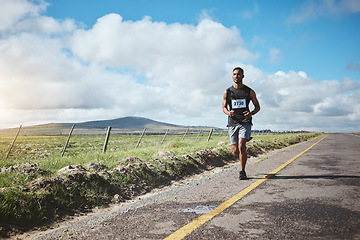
[232,67,244,84]
[233,67,244,75]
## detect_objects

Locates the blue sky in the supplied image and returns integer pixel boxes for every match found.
[0,0,359,132]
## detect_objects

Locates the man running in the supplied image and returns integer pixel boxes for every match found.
[222,67,260,180]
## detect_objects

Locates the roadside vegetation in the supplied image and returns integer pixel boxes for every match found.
[0,132,322,238]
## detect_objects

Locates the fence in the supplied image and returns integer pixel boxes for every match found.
[1,124,311,159]
[1,125,226,159]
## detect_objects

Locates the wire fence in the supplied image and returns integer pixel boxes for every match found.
[0,124,311,160]
[0,124,219,159]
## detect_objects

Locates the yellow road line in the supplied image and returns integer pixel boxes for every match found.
[164,135,328,240]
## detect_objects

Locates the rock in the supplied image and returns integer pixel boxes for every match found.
[57,165,87,175]
[123,157,142,164]
[86,162,108,171]
[157,151,175,158]
[113,194,121,203]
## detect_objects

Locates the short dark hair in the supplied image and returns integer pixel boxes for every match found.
[233,67,244,74]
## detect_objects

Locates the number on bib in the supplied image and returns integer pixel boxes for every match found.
[232,99,246,109]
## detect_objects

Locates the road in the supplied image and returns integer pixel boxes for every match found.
[23,134,360,240]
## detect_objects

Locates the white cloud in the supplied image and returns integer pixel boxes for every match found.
[253,70,360,132]
[268,48,282,65]
[67,13,259,122]
[251,35,265,47]
[70,14,257,80]
[0,0,47,32]
[0,0,359,133]
[346,60,360,72]
[198,9,219,23]
[287,0,360,25]
[0,8,258,128]
[242,3,260,19]
[14,16,76,34]
[342,0,360,12]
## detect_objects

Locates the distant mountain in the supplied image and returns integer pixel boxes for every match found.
[0,117,217,135]
[76,116,180,129]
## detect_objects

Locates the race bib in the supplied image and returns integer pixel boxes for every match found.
[232,99,246,109]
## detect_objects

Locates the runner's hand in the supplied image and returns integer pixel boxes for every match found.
[244,111,252,119]
[229,110,235,118]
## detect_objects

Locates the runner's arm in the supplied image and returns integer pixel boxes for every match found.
[222,90,234,117]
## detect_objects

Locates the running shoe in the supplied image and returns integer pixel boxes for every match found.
[239,170,247,180]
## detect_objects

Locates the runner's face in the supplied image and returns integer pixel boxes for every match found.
[232,69,244,84]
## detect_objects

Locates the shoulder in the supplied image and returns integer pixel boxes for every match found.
[223,89,228,98]
[243,85,252,91]
[224,86,233,100]
[225,86,233,94]
[249,89,258,100]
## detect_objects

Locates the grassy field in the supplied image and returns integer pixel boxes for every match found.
[0,132,317,171]
[0,132,322,237]
[1,131,227,168]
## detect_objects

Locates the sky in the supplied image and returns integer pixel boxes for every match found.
[0,0,359,133]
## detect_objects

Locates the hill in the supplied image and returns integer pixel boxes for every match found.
[76,116,180,129]
[0,117,218,136]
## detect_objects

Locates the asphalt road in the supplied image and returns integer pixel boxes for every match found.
[23,134,360,240]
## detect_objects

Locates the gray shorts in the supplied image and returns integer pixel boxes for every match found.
[228,124,252,145]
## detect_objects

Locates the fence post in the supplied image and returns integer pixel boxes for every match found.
[135,128,146,149]
[207,128,214,142]
[5,125,22,159]
[195,129,202,143]
[61,124,75,157]
[103,126,112,153]
[161,129,169,145]
[181,128,189,141]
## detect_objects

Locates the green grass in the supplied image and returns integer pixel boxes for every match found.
[0,132,322,181]
[0,132,225,169]
[0,132,323,237]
